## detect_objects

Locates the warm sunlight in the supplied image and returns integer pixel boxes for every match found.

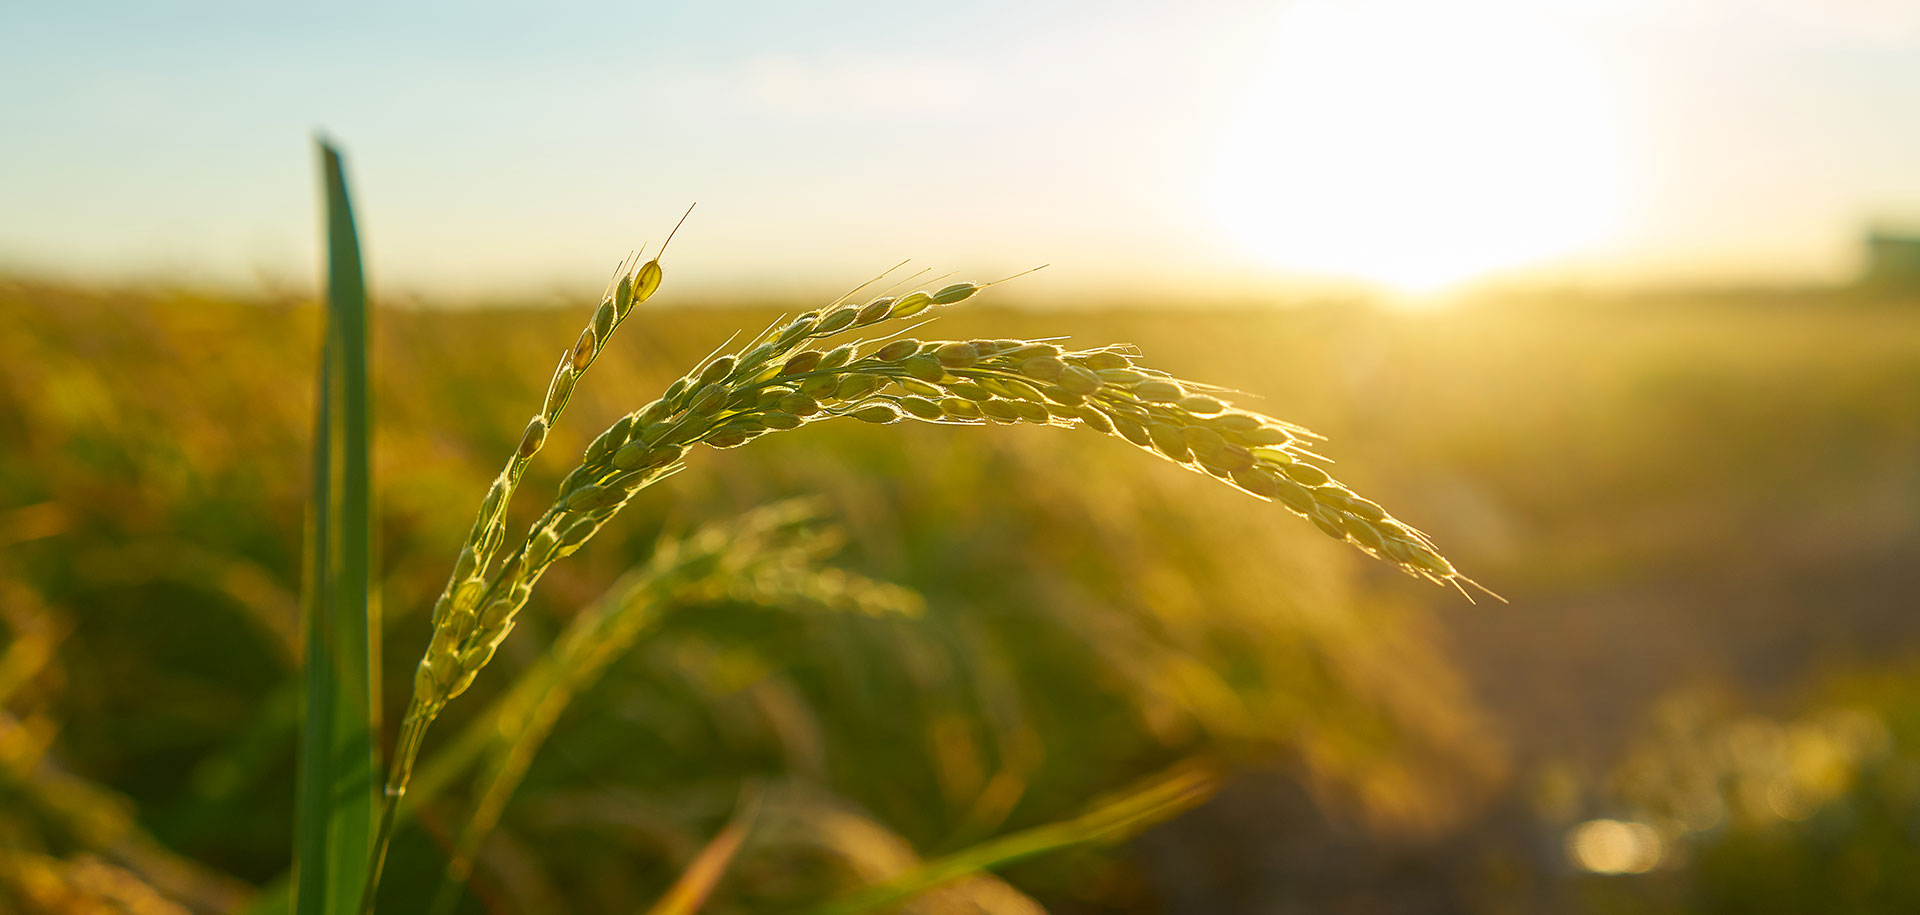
[15,3,1920,911]
[1208,0,1631,294]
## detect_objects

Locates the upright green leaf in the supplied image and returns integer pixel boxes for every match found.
[293,137,380,915]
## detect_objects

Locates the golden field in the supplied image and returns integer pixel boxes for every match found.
[5,279,1920,913]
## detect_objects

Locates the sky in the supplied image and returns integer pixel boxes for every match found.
[4,0,1920,303]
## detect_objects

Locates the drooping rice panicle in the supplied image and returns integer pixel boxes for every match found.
[416,278,1486,709]
[366,254,1488,913]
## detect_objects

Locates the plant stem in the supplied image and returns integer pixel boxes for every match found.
[361,703,433,914]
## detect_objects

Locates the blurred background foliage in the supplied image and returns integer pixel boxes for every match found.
[3,279,1919,912]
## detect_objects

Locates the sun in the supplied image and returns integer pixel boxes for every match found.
[1208,0,1629,296]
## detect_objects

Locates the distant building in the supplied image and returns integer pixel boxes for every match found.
[1862,229,1920,291]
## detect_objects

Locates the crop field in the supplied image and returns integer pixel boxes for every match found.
[6,276,1920,913]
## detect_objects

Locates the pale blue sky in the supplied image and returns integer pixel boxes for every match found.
[4,0,1920,301]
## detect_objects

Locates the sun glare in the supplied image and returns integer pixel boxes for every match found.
[1208,0,1629,296]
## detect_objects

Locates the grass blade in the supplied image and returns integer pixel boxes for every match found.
[802,764,1218,915]
[292,137,379,915]
[640,786,762,915]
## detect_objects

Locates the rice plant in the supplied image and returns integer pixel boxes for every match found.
[298,140,1484,914]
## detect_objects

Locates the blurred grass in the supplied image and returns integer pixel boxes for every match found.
[804,764,1215,915]
[2,277,1918,911]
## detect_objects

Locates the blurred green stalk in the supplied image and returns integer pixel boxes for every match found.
[805,765,1218,915]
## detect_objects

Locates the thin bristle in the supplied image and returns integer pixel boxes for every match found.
[877,267,934,298]
[741,313,789,350]
[690,330,743,371]
[1458,573,1505,603]
[656,203,696,259]
[982,263,1049,286]
[831,258,913,307]
[866,318,938,345]
[601,261,620,298]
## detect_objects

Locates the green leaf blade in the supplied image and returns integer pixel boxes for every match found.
[293,137,380,915]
